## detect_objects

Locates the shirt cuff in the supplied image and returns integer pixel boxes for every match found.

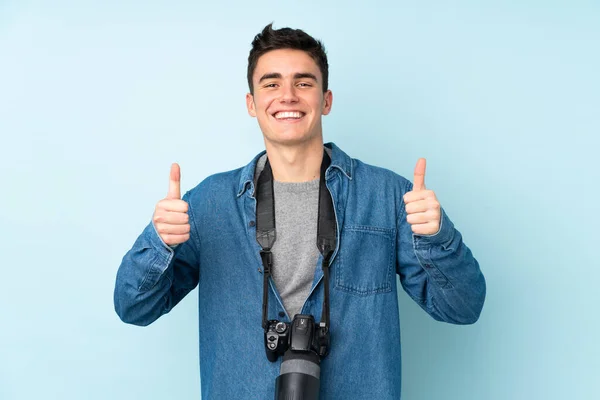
[150,220,179,251]
[145,220,177,274]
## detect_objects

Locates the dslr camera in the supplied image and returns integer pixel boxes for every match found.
[264,314,330,400]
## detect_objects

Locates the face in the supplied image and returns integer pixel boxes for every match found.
[246,49,333,147]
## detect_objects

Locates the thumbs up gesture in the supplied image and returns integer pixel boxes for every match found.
[403,158,441,235]
[153,163,191,246]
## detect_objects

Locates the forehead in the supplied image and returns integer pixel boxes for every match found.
[253,49,321,81]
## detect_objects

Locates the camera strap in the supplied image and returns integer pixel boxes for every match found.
[256,150,336,338]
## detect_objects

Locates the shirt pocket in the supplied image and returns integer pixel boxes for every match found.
[334,225,395,296]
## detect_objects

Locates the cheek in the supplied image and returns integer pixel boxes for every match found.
[310,96,325,112]
[255,100,273,124]
[256,101,273,117]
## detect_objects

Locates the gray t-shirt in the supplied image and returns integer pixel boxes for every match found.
[254,154,320,318]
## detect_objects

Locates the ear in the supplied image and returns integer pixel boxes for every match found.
[321,90,333,115]
[246,93,256,117]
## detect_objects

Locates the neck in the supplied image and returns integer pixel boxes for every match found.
[264,139,324,182]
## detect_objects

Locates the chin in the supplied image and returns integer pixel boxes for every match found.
[265,129,309,144]
[275,132,321,146]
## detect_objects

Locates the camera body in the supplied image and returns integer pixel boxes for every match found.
[264,314,329,363]
[265,314,330,399]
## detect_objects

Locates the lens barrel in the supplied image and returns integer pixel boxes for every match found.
[275,351,320,400]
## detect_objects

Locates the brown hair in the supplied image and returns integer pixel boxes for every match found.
[247,23,329,94]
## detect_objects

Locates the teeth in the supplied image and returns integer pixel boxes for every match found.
[274,111,303,119]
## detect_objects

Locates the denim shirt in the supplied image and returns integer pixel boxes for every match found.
[114,142,486,399]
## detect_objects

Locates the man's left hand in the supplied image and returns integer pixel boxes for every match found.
[403,158,442,235]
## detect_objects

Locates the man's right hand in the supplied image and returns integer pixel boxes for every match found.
[153,163,190,246]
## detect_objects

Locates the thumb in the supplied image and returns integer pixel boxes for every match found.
[167,163,181,199]
[413,158,426,191]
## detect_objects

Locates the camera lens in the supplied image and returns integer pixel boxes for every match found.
[275,351,320,400]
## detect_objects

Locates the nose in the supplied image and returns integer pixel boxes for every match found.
[279,82,298,103]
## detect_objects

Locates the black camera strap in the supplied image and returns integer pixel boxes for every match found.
[256,150,336,339]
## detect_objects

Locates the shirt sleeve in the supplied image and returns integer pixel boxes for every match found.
[396,180,486,324]
[113,190,200,326]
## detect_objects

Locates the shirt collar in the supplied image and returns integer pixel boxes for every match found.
[237,141,353,197]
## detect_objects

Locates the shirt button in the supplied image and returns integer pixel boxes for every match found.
[249,220,256,227]
[278,311,286,318]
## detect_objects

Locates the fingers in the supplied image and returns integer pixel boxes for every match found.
[168,163,181,199]
[153,210,189,225]
[403,189,435,204]
[153,208,191,245]
[404,196,440,214]
[404,199,431,214]
[404,193,441,236]
[413,158,426,191]
[154,222,190,235]
[156,198,188,213]
[406,209,438,225]
[153,206,190,235]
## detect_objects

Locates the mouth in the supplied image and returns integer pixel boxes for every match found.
[271,110,306,122]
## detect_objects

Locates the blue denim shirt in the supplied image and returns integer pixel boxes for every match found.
[114,142,486,399]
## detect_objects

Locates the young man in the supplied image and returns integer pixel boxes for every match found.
[114,24,486,399]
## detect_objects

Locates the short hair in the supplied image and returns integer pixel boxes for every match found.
[247,23,329,94]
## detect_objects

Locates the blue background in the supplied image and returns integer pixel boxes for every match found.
[1,1,598,399]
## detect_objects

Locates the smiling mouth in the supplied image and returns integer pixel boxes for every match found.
[272,111,306,121]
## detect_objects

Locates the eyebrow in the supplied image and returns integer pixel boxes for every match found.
[258,72,318,83]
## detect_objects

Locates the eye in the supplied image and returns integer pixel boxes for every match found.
[297,82,312,88]
[264,83,278,88]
